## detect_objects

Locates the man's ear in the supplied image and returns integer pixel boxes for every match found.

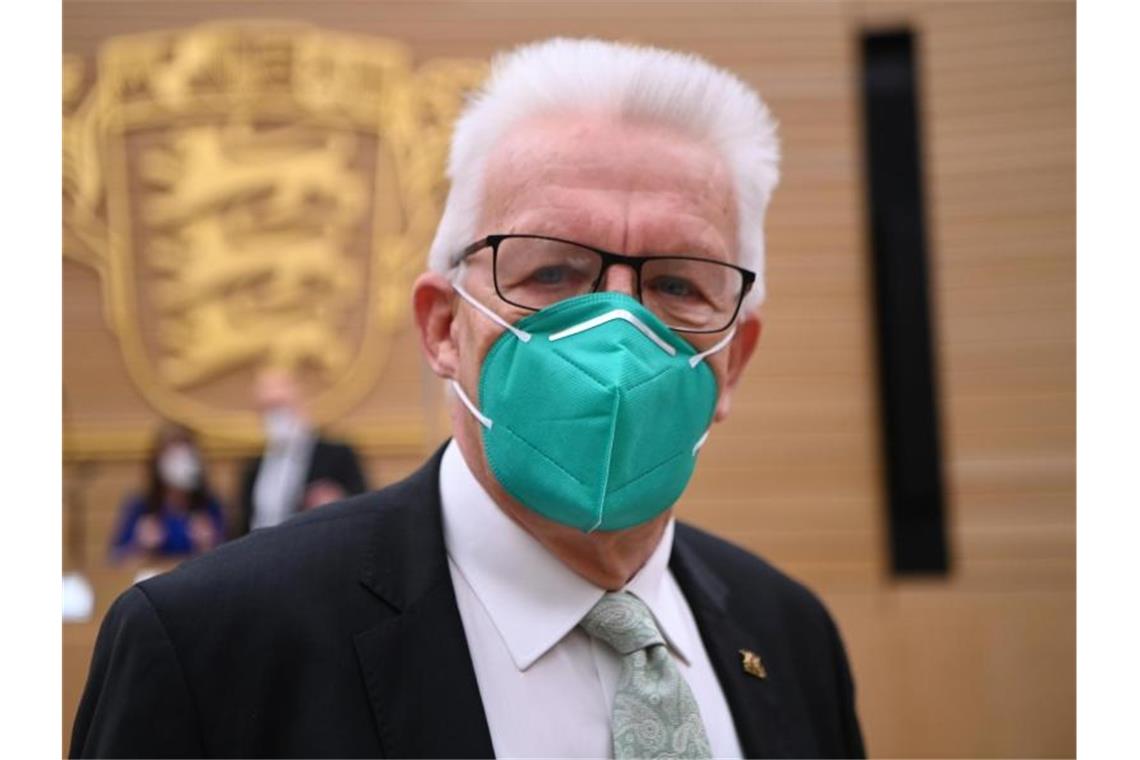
[714,312,762,422]
[412,271,460,379]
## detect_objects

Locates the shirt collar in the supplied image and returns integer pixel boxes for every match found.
[439,440,693,671]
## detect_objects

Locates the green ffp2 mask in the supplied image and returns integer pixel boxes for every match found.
[452,285,734,532]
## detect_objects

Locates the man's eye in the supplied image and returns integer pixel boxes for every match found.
[650,275,698,299]
[529,266,572,285]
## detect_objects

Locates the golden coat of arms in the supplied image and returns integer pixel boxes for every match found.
[63,22,485,444]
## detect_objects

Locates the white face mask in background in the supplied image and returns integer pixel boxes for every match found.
[262,407,302,446]
[159,445,201,491]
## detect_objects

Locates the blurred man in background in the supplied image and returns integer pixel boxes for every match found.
[237,367,367,534]
[72,38,863,759]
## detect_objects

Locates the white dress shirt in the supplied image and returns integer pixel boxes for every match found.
[250,431,315,530]
[439,441,744,759]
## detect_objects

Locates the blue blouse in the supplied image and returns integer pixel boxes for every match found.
[110,495,226,559]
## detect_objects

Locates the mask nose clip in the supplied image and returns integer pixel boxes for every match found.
[548,308,677,355]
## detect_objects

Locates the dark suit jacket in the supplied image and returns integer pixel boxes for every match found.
[236,437,367,537]
[71,445,865,759]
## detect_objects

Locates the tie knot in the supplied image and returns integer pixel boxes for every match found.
[580,592,665,655]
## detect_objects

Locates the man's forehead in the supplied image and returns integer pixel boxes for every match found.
[485,114,728,188]
[477,114,737,258]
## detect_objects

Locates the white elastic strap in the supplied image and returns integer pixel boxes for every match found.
[453,281,532,343]
[689,326,736,368]
[692,429,710,456]
[450,380,493,429]
[549,309,677,356]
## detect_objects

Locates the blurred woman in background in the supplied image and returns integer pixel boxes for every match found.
[110,423,226,562]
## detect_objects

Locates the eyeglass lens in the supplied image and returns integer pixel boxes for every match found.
[493,237,744,332]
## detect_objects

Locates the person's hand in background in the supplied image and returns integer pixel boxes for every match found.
[303,479,347,510]
[134,515,165,551]
[188,512,218,552]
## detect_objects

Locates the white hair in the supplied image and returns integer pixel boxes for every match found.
[427,37,780,309]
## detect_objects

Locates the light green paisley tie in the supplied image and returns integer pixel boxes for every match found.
[580,592,713,759]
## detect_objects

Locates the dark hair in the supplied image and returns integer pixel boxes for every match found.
[142,423,213,516]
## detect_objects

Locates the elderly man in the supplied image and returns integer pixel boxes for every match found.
[71,39,864,759]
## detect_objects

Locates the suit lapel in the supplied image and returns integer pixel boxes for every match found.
[352,445,495,758]
[670,530,798,759]
[354,584,495,758]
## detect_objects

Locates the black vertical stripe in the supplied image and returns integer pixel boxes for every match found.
[861,29,950,575]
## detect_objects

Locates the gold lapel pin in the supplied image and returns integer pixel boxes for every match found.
[739,649,767,680]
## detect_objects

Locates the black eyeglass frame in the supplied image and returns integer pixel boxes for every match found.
[453,234,756,334]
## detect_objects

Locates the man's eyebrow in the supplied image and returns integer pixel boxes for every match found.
[644,239,731,261]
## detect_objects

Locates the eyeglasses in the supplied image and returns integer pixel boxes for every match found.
[453,234,755,334]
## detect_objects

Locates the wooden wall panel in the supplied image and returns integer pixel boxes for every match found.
[62,1,1075,756]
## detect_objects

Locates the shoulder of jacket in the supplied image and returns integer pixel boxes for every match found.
[138,490,390,608]
[674,520,835,627]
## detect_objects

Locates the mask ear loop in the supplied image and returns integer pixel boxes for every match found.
[688,326,736,368]
[447,269,529,429]
[450,380,493,429]
[692,430,710,455]
[688,324,737,454]
[452,280,532,343]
